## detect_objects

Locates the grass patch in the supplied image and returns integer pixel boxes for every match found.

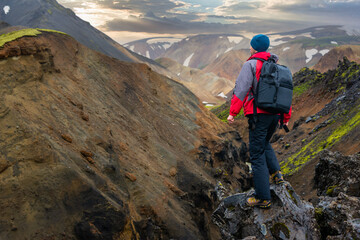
[37,28,67,35]
[0,28,67,48]
[0,29,42,47]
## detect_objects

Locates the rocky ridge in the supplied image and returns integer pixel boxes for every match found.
[212,150,360,240]
[313,45,360,73]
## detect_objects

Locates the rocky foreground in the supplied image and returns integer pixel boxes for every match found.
[213,150,360,239]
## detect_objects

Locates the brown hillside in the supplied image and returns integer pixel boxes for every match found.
[313,45,360,72]
[202,49,249,81]
[0,32,251,239]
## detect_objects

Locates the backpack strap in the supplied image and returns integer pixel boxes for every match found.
[249,57,266,124]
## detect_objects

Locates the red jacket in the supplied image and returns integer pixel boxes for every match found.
[229,52,291,123]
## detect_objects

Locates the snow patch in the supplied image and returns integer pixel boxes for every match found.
[224,47,233,53]
[3,6,10,14]
[162,43,171,50]
[271,40,287,46]
[319,49,330,56]
[216,53,219,58]
[202,101,208,104]
[301,32,315,39]
[227,36,243,44]
[183,53,194,67]
[219,36,224,39]
[177,73,181,76]
[206,104,214,107]
[283,47,291,52]
[305,49,318,63]
[217,92,228,99]
[331,41,338,45]
[129,46,135,51]
[185,38,190,41]
[146,51,150,58]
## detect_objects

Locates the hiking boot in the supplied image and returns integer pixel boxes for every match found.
[270,171,284,185]
[246,196,271,209]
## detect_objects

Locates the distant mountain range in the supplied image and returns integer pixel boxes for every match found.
[126,25,360,77]
[126,34,250,69]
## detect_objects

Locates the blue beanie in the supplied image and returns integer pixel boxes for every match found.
[250,34,270,52]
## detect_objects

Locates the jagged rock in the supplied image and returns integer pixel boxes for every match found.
[316,193,360,239]
[314,151,360,239]
[315,151,360,197]
[212,182,320,239]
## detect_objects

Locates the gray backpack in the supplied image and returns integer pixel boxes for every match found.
[252,57,293,114]
[251,57,293,131]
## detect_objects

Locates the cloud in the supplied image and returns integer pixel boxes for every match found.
[102,11,311,34]
[58,0,360,43]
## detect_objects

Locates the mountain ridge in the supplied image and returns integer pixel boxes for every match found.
[0,28,251,239]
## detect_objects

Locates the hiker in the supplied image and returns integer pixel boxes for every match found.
[227,34,291,208]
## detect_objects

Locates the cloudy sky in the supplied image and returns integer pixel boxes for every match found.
[58,0,360,44]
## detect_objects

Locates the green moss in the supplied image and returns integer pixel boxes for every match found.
[287,189,298,205]
[47,9,53,15]
[36,28,67,35]
[315,207,324,222]
[0,28,68,48]
[281,107,360,176]
[216,107,243,123]
[326,185,338,196]
[293,82,311,97]
[270,223,290,239]
[336,86,345,93]
[323,109,360,149]
[0,29,42,47]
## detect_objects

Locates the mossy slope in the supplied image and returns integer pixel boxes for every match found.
[0,28,67,47]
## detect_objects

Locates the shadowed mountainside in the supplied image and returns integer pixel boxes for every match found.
[0,30,254,239]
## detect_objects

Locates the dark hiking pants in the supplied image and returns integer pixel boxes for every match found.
[248,114,281,200]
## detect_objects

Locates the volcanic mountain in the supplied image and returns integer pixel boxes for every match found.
[0,27,254,239]
[313,45,360,72]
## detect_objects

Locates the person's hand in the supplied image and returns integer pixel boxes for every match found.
[284,122,289,126]
[227,115,235,124]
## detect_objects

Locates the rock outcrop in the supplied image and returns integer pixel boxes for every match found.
[314,150,360,239]
[212,182,320,239]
